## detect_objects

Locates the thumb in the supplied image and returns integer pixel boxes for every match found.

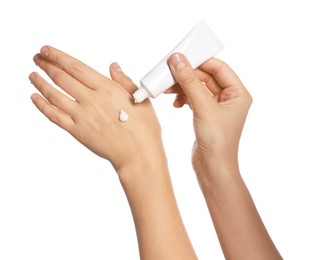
[109,62,138,94]
[168,53,214,113]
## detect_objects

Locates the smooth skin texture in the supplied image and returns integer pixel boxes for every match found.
[29,46,197,260]
[167,53,283,260]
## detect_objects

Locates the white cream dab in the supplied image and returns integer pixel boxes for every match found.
[119,110,129,122]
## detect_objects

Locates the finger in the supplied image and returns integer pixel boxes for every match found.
[29,72,80,118]
[33,54,90,101]
[164,84,184,94]
[165,70,217,96]
[195,68,221,96]
[38,45,111,90]
[109,62,138,94]
[201,81,215,97]
[173,94,189,108]
[168,53,215,113]
[166,69,219,95]
[31,93,75,133]
[199,58,244,88]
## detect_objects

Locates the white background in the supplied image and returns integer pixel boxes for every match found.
[0,0,310,259]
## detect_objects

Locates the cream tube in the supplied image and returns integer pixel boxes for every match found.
[133,20,224,103]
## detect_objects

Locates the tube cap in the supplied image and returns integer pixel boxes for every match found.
[133,88,149,103]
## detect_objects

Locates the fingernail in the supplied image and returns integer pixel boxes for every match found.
[112,62,122,72]
[33,54,41,65]
[41,46,49,57]
[31,94,38,104]
[170,53,186,70]
[29,73,36,84]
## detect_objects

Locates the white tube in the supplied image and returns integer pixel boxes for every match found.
[133,20,224,103]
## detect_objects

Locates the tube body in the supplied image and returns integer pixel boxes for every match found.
[133,20,224,103]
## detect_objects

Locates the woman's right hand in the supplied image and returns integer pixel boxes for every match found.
[167,54,283,260]
[167,53,252,176]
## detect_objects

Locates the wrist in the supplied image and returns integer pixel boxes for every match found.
[117,150,169,186]
[117,148,197,260]
[193,151,240,193]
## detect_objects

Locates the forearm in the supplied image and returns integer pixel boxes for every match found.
[197,157,282,260]
[119,156,197,260]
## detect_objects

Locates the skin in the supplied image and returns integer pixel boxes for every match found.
[29,46,197,260]
[166,53,283,260]
[29,45,282,259]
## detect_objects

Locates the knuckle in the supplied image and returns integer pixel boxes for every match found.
[73,129,84,142]
[48,113,60,125]
[248,93,253,105]
[245,90,253,104]
[37,60,46,71]
[118,75,134,88]
[52,70,66,86]
[46,90,58,105]
[33,76,43,91]
[215,62,227,73]
[35,97,44,111]
[38,100,51,119]
[182,70,197,86]
[119,74,131,83]
[69,61,84,75]
[36,98,63,127]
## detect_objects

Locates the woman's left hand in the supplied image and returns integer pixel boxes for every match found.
[29,46,164,172]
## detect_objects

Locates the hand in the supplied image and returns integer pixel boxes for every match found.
[167,54,282,260]
[29,46,163,172]
[167,53,252,175]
